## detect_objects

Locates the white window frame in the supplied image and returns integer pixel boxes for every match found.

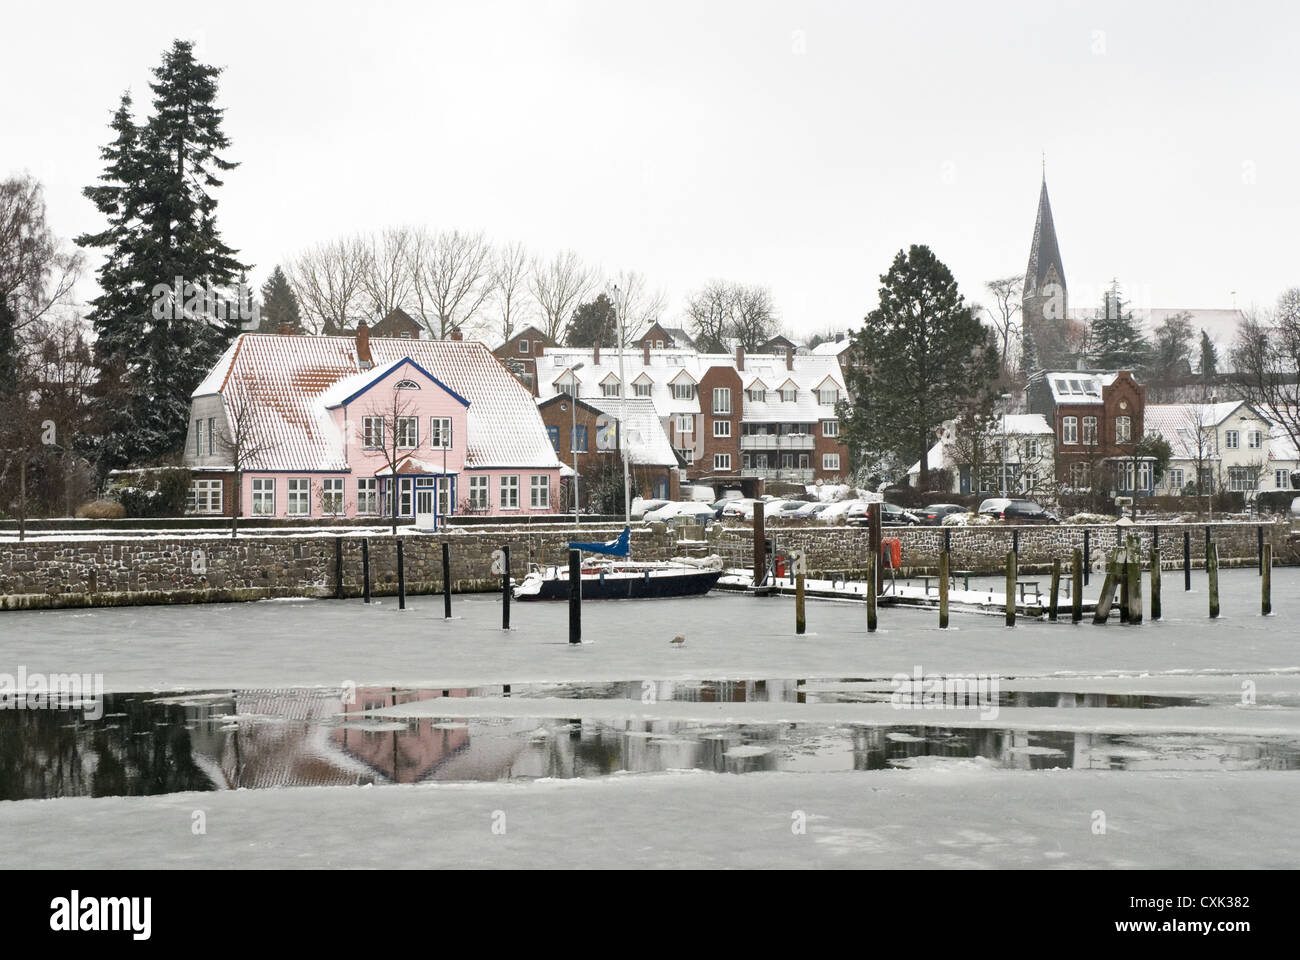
[713,419,731,438]
[1062,416,1078,445]
[822,453,841,471]
[500,475,520,509]
[603,381,621,397]
[712,387,731,414]
[287,477,311,516]
[322,478,345,515]
[822,420,839,437]
[634,382,652,397]
[519,339,530,355]
[1248,430,1263,449]
[1115,416,1132,443]
[676,414,693,434]
[430,417,452,449]
[1228,466,1255,492]
[1276,469,1291,490]
[1225,430,1239,449]
[530,474,550,509]
[818,388,838,406]
[189,479,223,515]
[396,416,418,449]
[780,388,796,402]
[207,418,216,456]
[713,453,731,471]
[252,477,276,516]
[468,474,490,511]
[363,416,384,449]
[1081,417,1097,445]
[672,382,695,401]
[357,478,377,515]
[1168,468,1185,491]
[748,389,766,403]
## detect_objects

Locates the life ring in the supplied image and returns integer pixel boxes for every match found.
[881,538,902,569]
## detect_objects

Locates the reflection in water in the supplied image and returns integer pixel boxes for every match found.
[2,683,1297,801]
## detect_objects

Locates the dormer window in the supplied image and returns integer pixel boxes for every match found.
[603,381,621,397]
[781,387,796,402]
[520,339,530,354]
[673,382,695,400]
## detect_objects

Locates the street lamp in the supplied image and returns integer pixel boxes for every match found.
[998,393,1013,498]
[560,362,585,523]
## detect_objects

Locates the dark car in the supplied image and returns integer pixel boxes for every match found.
[976,497,1058,524]
[847,502,920,527]
[917,503,966,525]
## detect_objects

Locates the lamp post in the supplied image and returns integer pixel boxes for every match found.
[563,362,585,523]
[998,393,1012,498]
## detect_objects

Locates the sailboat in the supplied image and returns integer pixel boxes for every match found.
[513,289,722,602]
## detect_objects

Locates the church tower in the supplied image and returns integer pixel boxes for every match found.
[1022,173,1068,371]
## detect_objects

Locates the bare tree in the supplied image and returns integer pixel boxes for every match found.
[730,284,779,351]
[607,270,665,347]
[490,241,532,345]
[360,387,421,535]
[529,249,596,342]
[408,228,493,338]
[0,176,82,341]
[216,387,276,538]
[982,276,1022,380]
[360,227,416,320]
[1231,293,1300,461]
[286,235,370,333]
[684,280,733,352]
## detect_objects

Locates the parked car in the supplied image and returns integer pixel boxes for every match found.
[917,503,966,526]
[817,499,866,523]
[642,501,715,524]
[794,501,832,519]
[847,502,919,526]
[721,498,759,519]
[768,500,811,519]
[630,497,669,520]
[976,498,1058,524]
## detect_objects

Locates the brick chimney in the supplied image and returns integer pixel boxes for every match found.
[785,346,793,371]
[643,341,650,364]
[278,323,295,336]
[735,344,745,372]
[450,328,463,341]
[356,320,372,369]
[593,340,600,365]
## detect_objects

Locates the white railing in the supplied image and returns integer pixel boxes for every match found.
[741,467,815,482]
[739,434,816,451]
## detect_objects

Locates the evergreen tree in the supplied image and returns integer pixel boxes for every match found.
[838,245,1000,487]
[77,41,247,466]
[1198,329,1219,379]
[1088,282,1152,370]
[259,265,301,332]
[566,293,617,347]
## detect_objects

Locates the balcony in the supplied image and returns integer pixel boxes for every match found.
[741,467,816,483]
[739,434,816,451]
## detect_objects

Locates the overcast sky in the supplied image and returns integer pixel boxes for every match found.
[5,0,1298,340]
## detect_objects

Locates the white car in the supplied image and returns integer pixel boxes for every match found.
[721,498,759,519]
[817,499,865,523]
[768,500,812,518]
[630,498,669,520]
[642,501,715,524]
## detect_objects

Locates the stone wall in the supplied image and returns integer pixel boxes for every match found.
[0,521,1291,610]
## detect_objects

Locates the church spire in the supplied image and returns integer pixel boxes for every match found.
[1024,176,1066,301]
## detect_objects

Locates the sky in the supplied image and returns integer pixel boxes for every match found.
[4,0,1299,341]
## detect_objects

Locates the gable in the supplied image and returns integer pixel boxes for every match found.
[328,357,472,410]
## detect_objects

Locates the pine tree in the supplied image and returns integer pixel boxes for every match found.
[566,294,617,347]
[260,266,302,333]
[1088,283,1152,370]
[1199,329,1219,379]
[77,41,247,465]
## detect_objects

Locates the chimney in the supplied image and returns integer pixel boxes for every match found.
[785,346,793,371]
[643,341,650,364]
[735,344,745,371]
[278,323,294,336]
[450,328,463,342]
[356,320,372,369]
[593,340,600,365]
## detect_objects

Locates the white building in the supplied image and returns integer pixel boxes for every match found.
[907,414,1055,495]
[1143,401,1299,497]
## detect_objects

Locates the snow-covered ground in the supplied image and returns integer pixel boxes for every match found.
[2,566,1296,868]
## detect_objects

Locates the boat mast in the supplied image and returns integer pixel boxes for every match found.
[614,283,631,528]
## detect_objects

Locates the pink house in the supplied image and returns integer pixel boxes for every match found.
[183,326,564,525]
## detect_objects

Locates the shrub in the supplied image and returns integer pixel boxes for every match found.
[75,500,126,520]
[1063,512,1119,524]
[1255,491,1298,515]
[106,466,192,518]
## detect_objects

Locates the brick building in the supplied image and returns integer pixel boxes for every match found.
[492,325,556,395]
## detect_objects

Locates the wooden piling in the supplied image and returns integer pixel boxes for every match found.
[1184,528,1191,591]
[1119,542,1130,624]
[1093,548,1119,624]
[938,550,950,628]
[1126,536,1142,625]
[1005,550,1016,627]
[361,538,371,604]
[869,503,883,594]
[568,549,582,643]
[1150,545,1161,621]
[1048,558,1060,622]
[396,540,406,611]
[501,545,511,630]
[1262,542,1272,616]
[752,501,766,586]
[1083,529,1090,585]
[1207,541,1220,619]
[442,542,452,619]
[1258,525,1264,576]
[1071,547,1083,623]
[795,574,806,635]
[866,554,877,633]
[334,537,344,599]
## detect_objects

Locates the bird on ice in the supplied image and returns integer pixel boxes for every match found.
[671,635,685,647]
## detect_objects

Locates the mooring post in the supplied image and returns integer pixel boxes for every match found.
[568,548,582,643]
[396,540,406,611]
[795,573,806,635]
[1184,528,1191,591]
[869,502,883,594]
[1119,542,1130,624]
[1262,542,1272,616]
[944,528,951,554]
[866,553,877,633]
[1083,529,1091,585]
[752,500,766,586]
[1012,527,1019,558]
[1071,547,1083,623]
[938,549,950,629]
[1150,545,1162,621]
[1005,550,1016,627]
[1257,525,1264,576]
[361,537,371,604]
[1093,549,1119,623]
[501,544,511,630]
[442,542,452,619]
[1207,540,1220,619]
[1126,535,1143,625]
[1048,558,1061,622]
[334,536,344,599]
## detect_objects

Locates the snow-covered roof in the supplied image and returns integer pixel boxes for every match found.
[810,339,851,356]
[194,334,562,471]
[906,414,1052,476]
[585,397,680,466]
[1042,371,1112,404]
[1144,401,1276,460]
